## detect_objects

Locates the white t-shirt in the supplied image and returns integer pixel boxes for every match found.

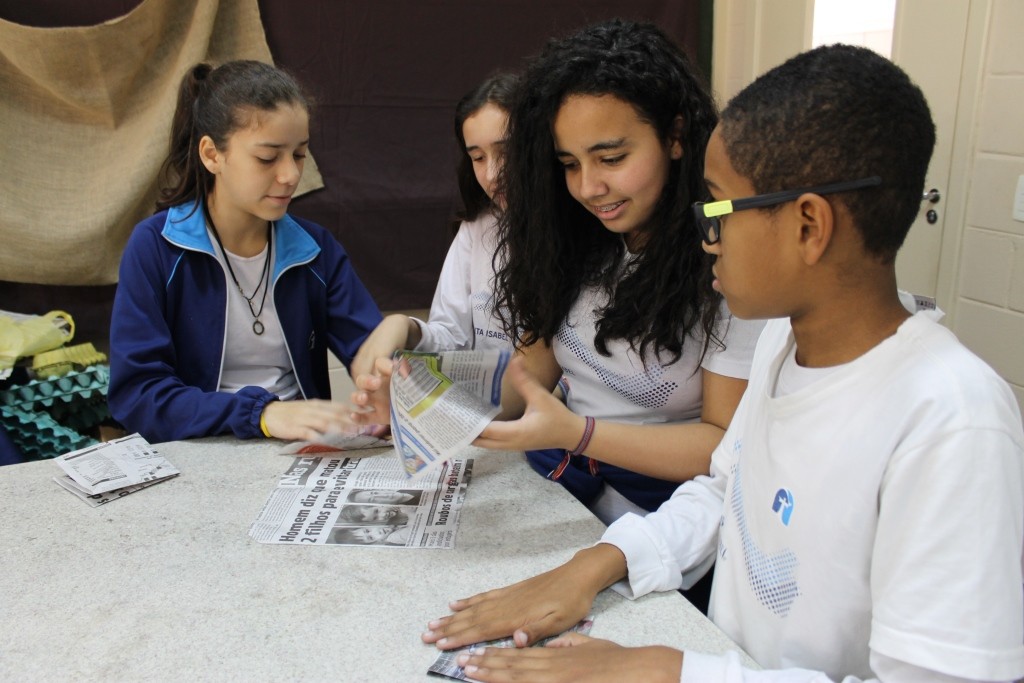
[414,212,512,352]
[553,250,765,424]
[211,231,299,400]
[603,314,1024,682]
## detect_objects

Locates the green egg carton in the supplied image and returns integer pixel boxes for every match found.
[0,404,98,460]
[0,364,110,461]
[0,365,110,413]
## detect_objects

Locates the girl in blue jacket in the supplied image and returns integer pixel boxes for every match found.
[109,60,386,443]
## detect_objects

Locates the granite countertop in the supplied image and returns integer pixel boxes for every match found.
[0,437,752,681]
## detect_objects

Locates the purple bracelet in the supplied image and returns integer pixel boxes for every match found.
[569,415,596,456]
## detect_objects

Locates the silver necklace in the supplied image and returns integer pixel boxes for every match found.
[205,206,272,335]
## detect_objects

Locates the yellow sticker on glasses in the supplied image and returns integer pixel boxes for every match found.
[702,200,734,218]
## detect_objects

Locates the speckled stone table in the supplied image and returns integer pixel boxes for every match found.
[0,437,752,681]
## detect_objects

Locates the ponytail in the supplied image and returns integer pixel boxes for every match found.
[156,64,213,211]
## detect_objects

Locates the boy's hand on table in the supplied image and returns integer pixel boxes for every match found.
[422,544,627,650]
[456,634,683,683]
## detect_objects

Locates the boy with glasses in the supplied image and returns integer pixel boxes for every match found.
[421,44,1024,682]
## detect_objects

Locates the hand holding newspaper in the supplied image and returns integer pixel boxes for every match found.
[53,433,179,506]
[428,618,594,681]
[389,349,509,477]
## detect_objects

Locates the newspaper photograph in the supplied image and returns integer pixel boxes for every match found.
[427,617,594,681]
[249,449,473,548]
[52,433,179,505]
[390,349,509,478]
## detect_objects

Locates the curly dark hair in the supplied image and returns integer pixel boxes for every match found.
[453,72,520,225]
[493,18,721,363]
[720,44,935,263]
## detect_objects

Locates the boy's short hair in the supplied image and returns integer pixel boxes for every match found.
[719,44,935,263]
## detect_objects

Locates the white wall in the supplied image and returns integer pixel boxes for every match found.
[949,0,1024,411]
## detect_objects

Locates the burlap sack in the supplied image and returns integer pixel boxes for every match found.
[0,0,323,285]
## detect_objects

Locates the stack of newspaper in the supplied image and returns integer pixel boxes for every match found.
[53,433,179,506]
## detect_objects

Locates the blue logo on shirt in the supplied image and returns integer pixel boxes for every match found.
[771,488,794,526]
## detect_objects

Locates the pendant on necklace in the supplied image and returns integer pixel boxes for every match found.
[253,320,265,335]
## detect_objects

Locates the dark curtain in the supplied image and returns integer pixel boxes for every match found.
[0,0,707,348]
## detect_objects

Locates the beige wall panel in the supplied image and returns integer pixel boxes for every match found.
[958,229,1015,306]
[965,155,1024,237]
[953,299,1024,386]
[987,0,1024,74]
[976,76,1024,155]
[1010,241,1024,313]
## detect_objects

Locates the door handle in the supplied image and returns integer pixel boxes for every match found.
[922,188,941,204]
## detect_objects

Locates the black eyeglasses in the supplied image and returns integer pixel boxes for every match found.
[692,176,882,244]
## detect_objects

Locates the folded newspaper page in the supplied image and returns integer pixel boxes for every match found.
[428,617,594,681]
[279,424,392,455]
[390,349,509,478]
[249,450,472,548]
[52,433,179,506]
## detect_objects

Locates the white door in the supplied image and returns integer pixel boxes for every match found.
[890,0,973,302]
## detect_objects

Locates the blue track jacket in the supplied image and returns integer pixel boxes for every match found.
[109,202,382,442]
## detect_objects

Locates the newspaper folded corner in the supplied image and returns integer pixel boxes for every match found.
[427,617,595,681]
[390,349,510,479]
[52,433,179,507]
[278,424,393,456]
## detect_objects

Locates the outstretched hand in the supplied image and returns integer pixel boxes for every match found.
[454,634,684,683]
[422,565,595,651]
[473,356,583,453]
[422,544,627,651]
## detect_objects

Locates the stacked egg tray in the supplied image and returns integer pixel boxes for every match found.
[0,365,110,461]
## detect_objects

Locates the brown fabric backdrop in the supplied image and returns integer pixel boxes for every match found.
[0,0,322,286]
[0,0,706,349]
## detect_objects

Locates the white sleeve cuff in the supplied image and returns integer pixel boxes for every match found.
[599,513,684,598]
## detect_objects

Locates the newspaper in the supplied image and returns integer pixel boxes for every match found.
[279,425,392,455]
[427,618,594,681]
[249,450,473,548]
[52,433,179,506]
[390,349,509,478]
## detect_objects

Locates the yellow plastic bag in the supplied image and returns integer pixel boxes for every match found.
[0,310,75,379]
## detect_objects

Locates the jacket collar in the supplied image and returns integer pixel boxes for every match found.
[162,201,321,278]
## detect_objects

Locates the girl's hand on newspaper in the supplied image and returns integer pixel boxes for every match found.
[473,356,584,452]
[454,634,684,683]
[350,356,397,425]
[262,399,360,442]
[422,544,626,650]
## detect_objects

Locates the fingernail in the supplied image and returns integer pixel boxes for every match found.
[427,620,441,629]
[464,665,478,674]
[437,637,448,646]
[456,654,470,665]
